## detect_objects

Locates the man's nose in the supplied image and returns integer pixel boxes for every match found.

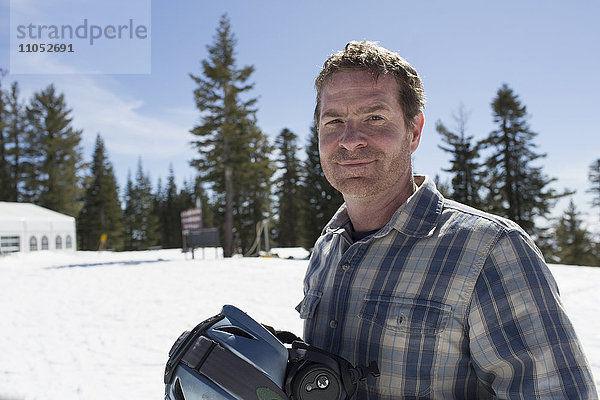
[339,121,367,151]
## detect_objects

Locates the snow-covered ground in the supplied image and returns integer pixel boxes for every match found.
[0,249,598,399]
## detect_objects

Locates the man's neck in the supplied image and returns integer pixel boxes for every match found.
[344,175,416,232]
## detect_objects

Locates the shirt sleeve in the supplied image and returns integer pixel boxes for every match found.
[468,229,598,399]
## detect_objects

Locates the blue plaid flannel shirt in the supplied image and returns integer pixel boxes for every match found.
[299,175,597,399]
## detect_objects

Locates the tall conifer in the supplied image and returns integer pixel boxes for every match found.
[122,159,159,250]
[157,165,183,248]
[190,14,272,256]
[483,84,569,233]
[436,104,482,207]
[0,73,8,199]
[77,134,123,250]
[299,123,343,249]
[24,84,84,216]
[122,173,135,250]
[274,128,302,247]
[5,82,28,202]
[0,81,28,201]
[553,200,597,266]
[233,124,274,254]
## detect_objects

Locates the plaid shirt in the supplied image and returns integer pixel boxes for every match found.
[299,175,597,399]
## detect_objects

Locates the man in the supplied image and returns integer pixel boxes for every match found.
[298,41,598,399]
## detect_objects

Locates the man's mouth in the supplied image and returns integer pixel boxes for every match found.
[338,160,375,167]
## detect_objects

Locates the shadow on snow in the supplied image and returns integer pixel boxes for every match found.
[44,259,167,269]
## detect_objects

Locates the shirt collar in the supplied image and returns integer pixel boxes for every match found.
[325,175,444,239]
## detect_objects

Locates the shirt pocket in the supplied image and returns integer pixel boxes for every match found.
[296,290,323,319]
[359,295,452,335]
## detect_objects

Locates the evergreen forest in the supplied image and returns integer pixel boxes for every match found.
[1,15,598,266]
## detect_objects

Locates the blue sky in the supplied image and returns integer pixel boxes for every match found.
[1,0,599,225]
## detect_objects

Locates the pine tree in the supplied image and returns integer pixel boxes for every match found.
[122,159,159,250]
[553,200,598,266]
[0,71,9,200]
[24,84,84,216]
[482,84,569,233]
[588,159,600,223]
[0,76,28,201]
[300,123,344,249]
[157,165,183,248]
[155,176,164,240]
[122,173,131,249]
[77,134,123,250]
[2,82,28,202]
[436,104,483,207]
[232,124,274,254]
[189,14,272,256]
[274,128,302,247]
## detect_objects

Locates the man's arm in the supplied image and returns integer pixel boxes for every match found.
[468,229,598,399]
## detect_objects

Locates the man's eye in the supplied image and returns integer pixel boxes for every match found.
[368,115,383,121]
[325,119,343,125]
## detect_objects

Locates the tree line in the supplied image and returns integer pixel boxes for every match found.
[0,62,340,253]
[435,94,600,266]
[1,15,599,266]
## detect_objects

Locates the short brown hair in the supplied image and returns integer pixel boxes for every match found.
[314,41,426,128]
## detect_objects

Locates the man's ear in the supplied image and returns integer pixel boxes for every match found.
[410,112,424,153]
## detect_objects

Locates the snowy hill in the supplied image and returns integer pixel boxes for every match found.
[0,249,598,399]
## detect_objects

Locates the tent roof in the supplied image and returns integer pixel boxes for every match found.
[0,202,75,222]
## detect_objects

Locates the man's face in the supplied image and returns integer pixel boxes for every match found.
[318,69,423,199]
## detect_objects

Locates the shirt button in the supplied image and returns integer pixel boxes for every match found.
[341,263,350,272]
[329,320,338,329]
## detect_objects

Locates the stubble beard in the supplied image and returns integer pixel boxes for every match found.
[321,146,413,199]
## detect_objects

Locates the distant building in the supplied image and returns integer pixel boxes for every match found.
[0,202,76,254]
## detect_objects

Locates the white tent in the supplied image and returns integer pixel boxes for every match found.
[0,202,76,254]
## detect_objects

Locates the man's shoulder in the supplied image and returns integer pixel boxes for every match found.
[440,199,543,259]
[441,198,527,236]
